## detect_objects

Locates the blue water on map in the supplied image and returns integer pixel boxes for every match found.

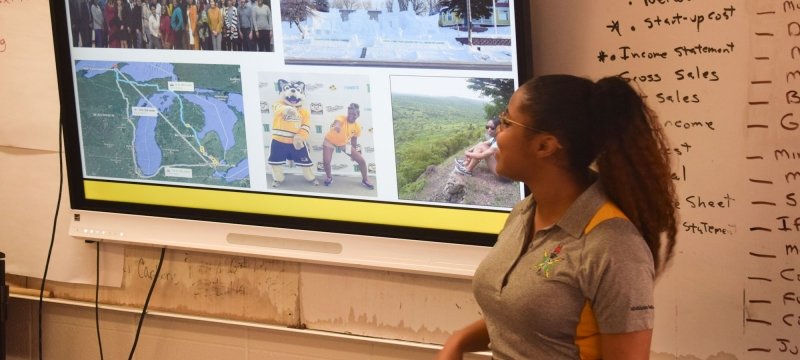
[77,60,248,184]
[131,97,164,176]
[226,93,244,113]
[148,92,177,113]
[119,63,176,82]
[182,93,239,151]
[224,158,249,182]
[133,98,162,177]
[75,61,118,78]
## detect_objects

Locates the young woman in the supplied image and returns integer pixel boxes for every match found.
[207,0,222,50]
[322,103,374,190]
[251,0,271,51]
[169,0,184,49]
[455,116,501,177]
[187,0,199,49]
[147,3,162,49]
[116,0,130,48]
[159,5,172,49]
[104,1,120,48]
[90,0,105,47]
[436,74,678,359]
[223,0,239,51]
[197,0,211,49]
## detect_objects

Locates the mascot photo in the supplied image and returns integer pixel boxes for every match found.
[267,79,319,187]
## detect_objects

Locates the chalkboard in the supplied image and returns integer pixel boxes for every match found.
[3,1,800,358]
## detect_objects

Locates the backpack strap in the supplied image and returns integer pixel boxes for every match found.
[574,201,628,360]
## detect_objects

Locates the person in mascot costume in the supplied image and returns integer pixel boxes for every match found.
[267,79,318,186]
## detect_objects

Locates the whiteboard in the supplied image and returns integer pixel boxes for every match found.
[532,1,800,357]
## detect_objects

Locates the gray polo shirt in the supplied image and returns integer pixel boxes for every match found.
[473,181,655,359]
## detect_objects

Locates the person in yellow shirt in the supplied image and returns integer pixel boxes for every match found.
[207,0,222,50]
[322,103,374,189]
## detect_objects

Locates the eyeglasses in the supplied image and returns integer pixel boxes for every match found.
[485,125,496,130]
[498,110,543,133]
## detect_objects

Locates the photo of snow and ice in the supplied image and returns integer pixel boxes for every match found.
[280,0,514,70]
[391,75,523,209]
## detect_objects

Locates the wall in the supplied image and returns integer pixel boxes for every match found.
[4,0,800,359]
[6,297,489,360]
[6,245,484,359]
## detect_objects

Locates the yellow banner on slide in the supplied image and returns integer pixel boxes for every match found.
[84,180,509,235]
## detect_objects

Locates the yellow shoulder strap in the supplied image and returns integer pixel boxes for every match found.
[584,202,628,234]
[574,202,628,360]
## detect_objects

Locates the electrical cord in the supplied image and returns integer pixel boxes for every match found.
[37,121,162,360]
[38,122,64,360]
[95,241,104,360]
[127,247,166,360]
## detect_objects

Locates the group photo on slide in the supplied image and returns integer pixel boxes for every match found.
[68,0,274,51]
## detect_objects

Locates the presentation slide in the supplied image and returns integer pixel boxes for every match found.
[59,0,528,243]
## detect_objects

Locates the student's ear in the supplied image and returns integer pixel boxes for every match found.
[533,134,562,158]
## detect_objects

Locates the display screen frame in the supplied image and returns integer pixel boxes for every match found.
[51,0,534,248]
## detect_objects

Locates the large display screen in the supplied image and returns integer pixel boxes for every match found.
[53,0,532,246]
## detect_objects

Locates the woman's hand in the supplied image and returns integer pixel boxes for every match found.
[433,319,488,360]
[433,343,464,360]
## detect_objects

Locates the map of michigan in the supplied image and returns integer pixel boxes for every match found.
[75,61,249,188]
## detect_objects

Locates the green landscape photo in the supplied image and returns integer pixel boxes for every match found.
[390,75,522,208]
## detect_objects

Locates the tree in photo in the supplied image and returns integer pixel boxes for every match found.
[383,0,401,11]
[438,0,493,20]
[439,0,493,45]
[426,0,441,15]
[332,0,359,9]
[314,0,329,12]
[467,78,514,119]
[406,0,428,15]
[384,0,426,13]
[281,0,316,38]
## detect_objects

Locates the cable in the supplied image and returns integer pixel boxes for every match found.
[95,241,104,360]
[127,247,166,360]
[39,122,64,360]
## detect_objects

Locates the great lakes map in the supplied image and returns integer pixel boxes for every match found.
[75,61,249,187]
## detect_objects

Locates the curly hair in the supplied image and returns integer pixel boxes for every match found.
[519,74,678,275]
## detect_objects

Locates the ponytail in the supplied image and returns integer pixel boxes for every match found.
[589,76,678,275]
[519,75,678,274]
